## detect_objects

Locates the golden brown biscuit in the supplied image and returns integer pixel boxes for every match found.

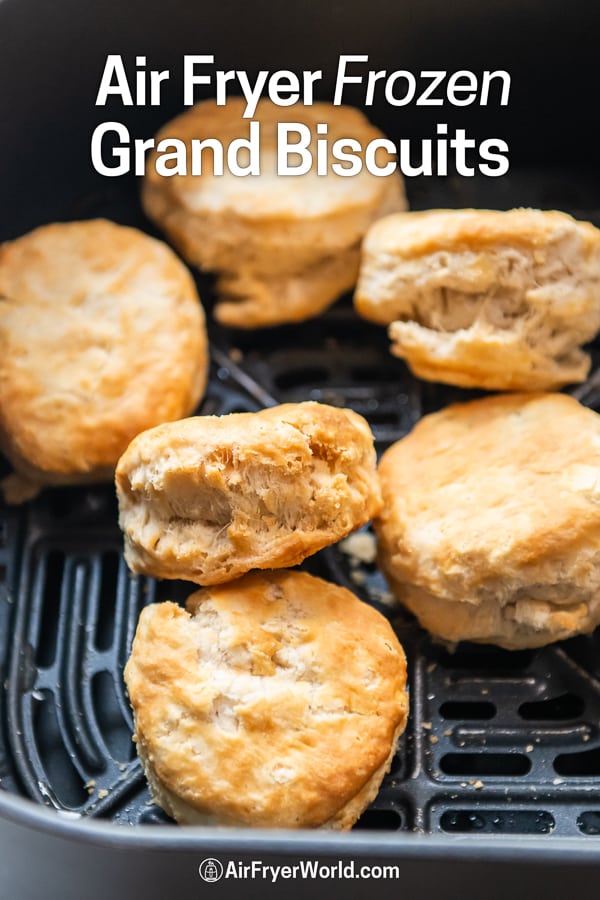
[376,393,600,649]
[116,401,382,585]
[142,99,407,327]
[0,219,208,502]
[355,208,600,390]
[124,571,409,828]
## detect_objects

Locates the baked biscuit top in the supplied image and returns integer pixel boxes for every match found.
[125,572,408,828]
[0,219,207,481]
[145,98,403,220]
[377,392,600,597]
[362,208,600,257]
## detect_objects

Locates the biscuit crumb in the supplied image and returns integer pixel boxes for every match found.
[367,587,398,607]
[473,780,484,790]
[350,570,367,586]
[525,744,534,752]
[422,721,432,730]
[228,348,243,363]
[97,789,109,800]
[377,590,397,607]
[583,734,590,742]
[339,532,377,565]
[443,728,452,737]
[429,735,439,744]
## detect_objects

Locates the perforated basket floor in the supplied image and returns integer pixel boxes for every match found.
[2,169,600,838]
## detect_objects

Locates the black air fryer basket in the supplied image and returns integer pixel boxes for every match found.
[3,2,600,897]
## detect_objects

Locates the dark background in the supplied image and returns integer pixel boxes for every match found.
[1,0,599,238]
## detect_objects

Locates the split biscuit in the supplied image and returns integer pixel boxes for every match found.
[355,208,600,390]
[116,401,382,585]
[142,98,407,327]
[0,219,208,502]
[124,571,409,828]
[376,392,600,650]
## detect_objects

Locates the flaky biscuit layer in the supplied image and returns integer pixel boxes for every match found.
[355,208,600,390]
[116,401,382,584]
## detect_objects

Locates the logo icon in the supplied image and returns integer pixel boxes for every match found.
[198,858,224,883]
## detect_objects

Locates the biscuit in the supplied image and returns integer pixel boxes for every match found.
[124,571,409,828]
[376,393,600,650]
[355,208,600,390]
[142,99,407,327]
[0,219,208,502]
[116,401,382,584]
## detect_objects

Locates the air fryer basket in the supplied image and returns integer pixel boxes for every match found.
[2,2,600,898]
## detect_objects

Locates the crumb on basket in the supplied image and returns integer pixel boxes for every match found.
[350,570,367,586]
[338,532,377,566]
